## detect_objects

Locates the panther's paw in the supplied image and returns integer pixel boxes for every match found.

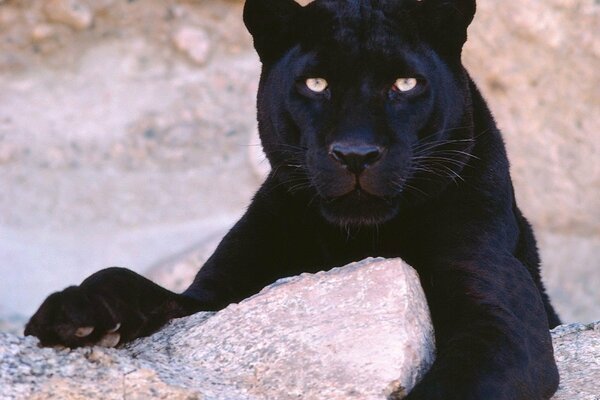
[24,267,174,348]
[24,285,127,348]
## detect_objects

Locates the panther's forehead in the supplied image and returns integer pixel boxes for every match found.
[300,0,422,57]
[308,0,419,14]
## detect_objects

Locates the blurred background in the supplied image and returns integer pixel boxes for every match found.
[0,0,598,332]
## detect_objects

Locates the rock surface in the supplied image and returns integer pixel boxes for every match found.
[551,321,600,400]
[0,258,435,400]
[1,259,598,399]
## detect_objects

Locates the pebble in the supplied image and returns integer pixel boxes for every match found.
[172,26,212,65]
[31,24,58,42]
[43,0,94,31]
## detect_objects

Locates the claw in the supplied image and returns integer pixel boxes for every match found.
[108,322,121,333]
[74,326,95,338]
[97,332,120,348]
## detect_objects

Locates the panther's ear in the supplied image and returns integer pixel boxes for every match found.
[418,0,476,58]
[244,0,303,63]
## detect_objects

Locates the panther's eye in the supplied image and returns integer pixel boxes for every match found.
[305,78,329,93]
[393,78,418,92]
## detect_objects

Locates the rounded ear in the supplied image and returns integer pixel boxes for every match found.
[243,0,303,63]
[418,0,476,58]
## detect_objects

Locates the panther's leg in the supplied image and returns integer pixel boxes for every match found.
[513,207,562,328]
[404,253,559,400]
[25,179,310,348]
[181,181,321,309]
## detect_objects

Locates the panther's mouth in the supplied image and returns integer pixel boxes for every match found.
[319,189,400,226]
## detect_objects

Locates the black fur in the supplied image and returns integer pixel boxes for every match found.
[26,1,561,398]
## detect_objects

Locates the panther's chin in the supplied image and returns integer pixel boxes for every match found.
[319,190,400,227]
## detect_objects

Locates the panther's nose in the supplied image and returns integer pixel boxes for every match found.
[329,143,384,174]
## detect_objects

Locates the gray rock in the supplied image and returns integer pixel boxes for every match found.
[551,321,600,400]
[0,258,435,400]
[0,258,598,399]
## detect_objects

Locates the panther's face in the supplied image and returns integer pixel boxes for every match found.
[245,0,477,226]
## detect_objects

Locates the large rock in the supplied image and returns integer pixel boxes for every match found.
[551,321,600,399]
[0,258,436,400]
[1,258,598,399]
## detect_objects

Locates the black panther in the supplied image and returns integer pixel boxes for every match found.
[25,0,562,398]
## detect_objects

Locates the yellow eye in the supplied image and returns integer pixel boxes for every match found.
[305,78,329,93]
[393,78,418,92]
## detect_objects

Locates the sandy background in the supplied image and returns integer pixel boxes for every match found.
[0,0,598,330]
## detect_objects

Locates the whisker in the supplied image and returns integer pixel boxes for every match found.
[412,138,475,153]
[403,183,430,198]
[412,156,471,168]
[424,149,480,160]
[416,124,475,143]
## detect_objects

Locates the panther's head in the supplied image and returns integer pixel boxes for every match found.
[244,0,478,227]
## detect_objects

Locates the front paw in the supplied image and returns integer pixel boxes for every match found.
[24,285,126,348]
[24,267,173,348]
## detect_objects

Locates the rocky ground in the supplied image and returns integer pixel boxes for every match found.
[0,0,598,331]
[1,259,598,400]
[1,259,437,400]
